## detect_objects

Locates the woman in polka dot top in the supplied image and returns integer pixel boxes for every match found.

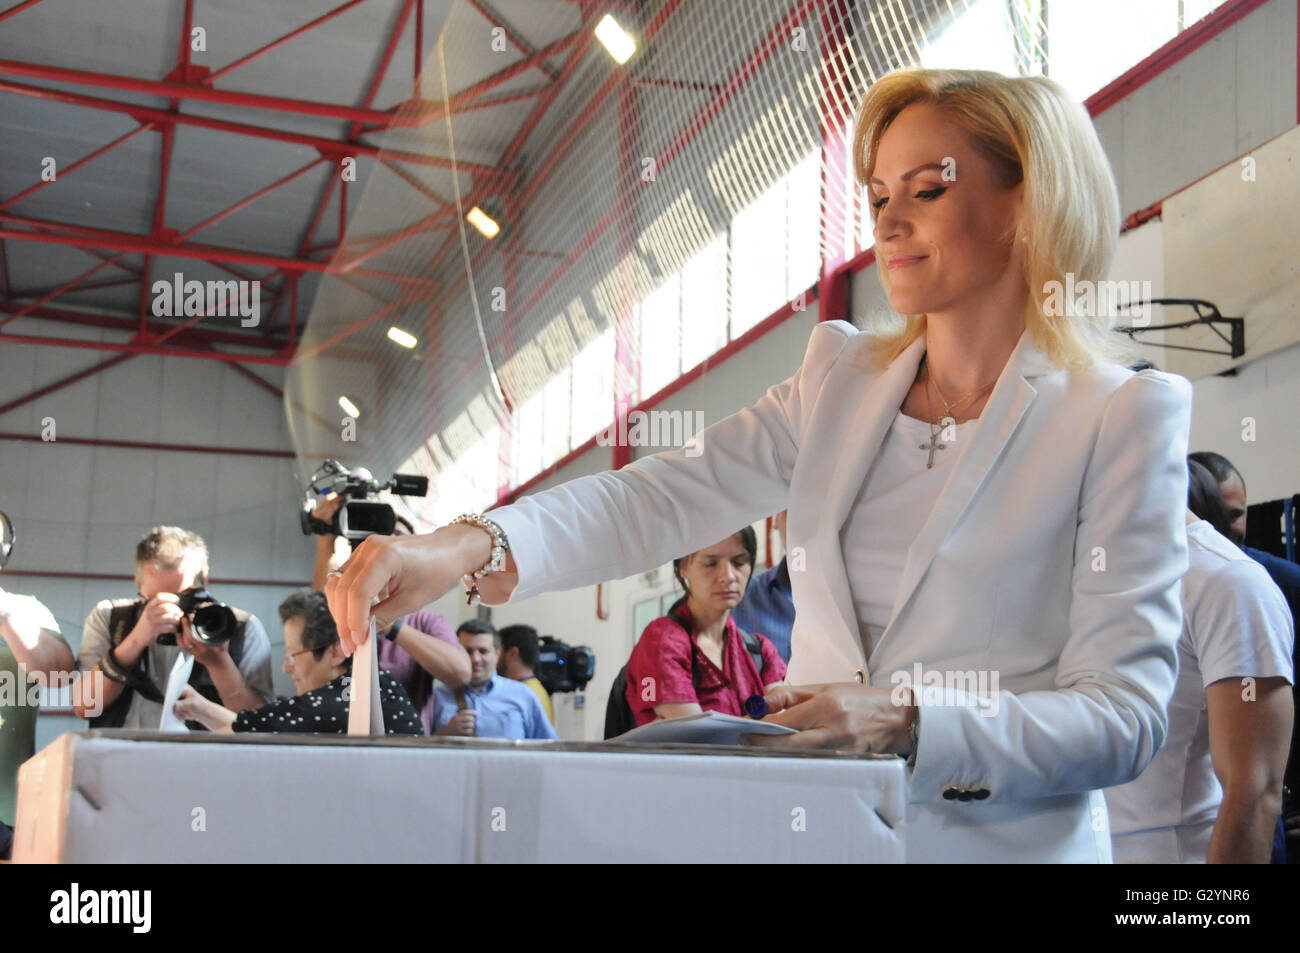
[173,590,423,736]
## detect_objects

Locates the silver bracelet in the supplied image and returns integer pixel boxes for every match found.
[449,513,510,604]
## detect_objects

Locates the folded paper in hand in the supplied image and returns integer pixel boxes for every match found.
[610,711,796,746]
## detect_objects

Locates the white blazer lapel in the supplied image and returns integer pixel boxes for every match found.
[876,329,1049,653]
[788,333,926,680]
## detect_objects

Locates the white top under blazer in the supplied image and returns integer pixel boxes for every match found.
[844,411,977,660]
[489,319,1193,863]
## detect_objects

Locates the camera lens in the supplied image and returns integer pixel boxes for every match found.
[191,603,236,645]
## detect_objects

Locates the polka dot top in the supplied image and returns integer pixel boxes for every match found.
[232,668,425,736]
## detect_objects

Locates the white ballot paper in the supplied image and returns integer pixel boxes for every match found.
[610,710,796,746]
[158,652,194,733]
[346,616,385,736]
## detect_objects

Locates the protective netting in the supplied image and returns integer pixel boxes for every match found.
[285,0,1051,529]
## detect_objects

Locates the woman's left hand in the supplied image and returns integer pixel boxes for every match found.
[173,684,234,731]
[744,683,915,755]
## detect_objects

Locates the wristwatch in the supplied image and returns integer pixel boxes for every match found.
[99,644,130,685]
[905,705,921,769]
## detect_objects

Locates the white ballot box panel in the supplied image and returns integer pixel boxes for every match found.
[487,752,902,863]
[16,733,474,863]
[16,732,905,863]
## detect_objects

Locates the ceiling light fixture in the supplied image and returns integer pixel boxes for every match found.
[595,15,636,64]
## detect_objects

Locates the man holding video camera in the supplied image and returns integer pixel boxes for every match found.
[73,526,273,728]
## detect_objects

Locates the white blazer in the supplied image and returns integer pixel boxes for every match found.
[491,319,1192,862]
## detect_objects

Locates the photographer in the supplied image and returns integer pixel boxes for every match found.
[1,510,75,859]
[73,526,273,728]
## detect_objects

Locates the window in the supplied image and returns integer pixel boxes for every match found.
[512,390,545,486]
[570,328,614,448]
[680,233,728,370]
[638,277,682,399]
[542,368,571,468]
[730,178,789,338]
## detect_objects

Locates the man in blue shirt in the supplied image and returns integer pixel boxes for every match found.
[433,620,557,741]
[730,511,795,663]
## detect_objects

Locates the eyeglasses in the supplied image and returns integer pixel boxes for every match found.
[284,645,322,662]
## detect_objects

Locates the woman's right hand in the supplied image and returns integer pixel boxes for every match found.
[325,524,517,654]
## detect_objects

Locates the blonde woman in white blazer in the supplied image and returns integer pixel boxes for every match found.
[327,69,1192,863]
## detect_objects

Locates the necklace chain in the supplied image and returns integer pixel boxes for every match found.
[922,355,997,425]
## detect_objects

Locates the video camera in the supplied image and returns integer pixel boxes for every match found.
[536,636,595,694]
[300,459,429,544]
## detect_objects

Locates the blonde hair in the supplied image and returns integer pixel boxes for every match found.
[854,68,1131,370]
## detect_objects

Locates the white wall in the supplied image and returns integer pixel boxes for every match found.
[0,317,316,749]
[1187,339,1300,508]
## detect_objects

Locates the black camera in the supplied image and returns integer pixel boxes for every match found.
[156,587,237,647]
[536,636,595,694]
[300,460,428,544]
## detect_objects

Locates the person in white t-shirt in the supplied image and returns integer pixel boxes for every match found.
[1106,460,1294,862]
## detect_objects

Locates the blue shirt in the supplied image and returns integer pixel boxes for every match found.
[432,674,559,740]
[1244,547,1300,627]
[730,557,795,663]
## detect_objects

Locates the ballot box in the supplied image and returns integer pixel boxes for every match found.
[15,730,905,863]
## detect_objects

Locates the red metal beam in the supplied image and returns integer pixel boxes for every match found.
[0,331,292,365]
[410,31,582,125]
[0,300,291,350]
[349,0,414,140]
[0,217,353,275]
[138,121,175,335]
[0,247,128,329]
[0,0,49,25]
[817,0,855,322]
[0,58,410,127]
[466,0,559,82]
[378,155,450,207]
[0,433,296,459]
[196,160,331,239]
[0,123,148,213]
[0,352,134,417]
[203,0,371,85]
[611,79,637,471]
[0,78,514,183]
[414,0,424,82]
[6,275,139,299]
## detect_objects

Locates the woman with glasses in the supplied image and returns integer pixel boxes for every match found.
[174,589,422,736]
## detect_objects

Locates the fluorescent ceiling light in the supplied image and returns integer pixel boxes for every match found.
[595,14,635,64]
[467,206,500,238]
[338,396,361,418]
[387,326,418,348]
